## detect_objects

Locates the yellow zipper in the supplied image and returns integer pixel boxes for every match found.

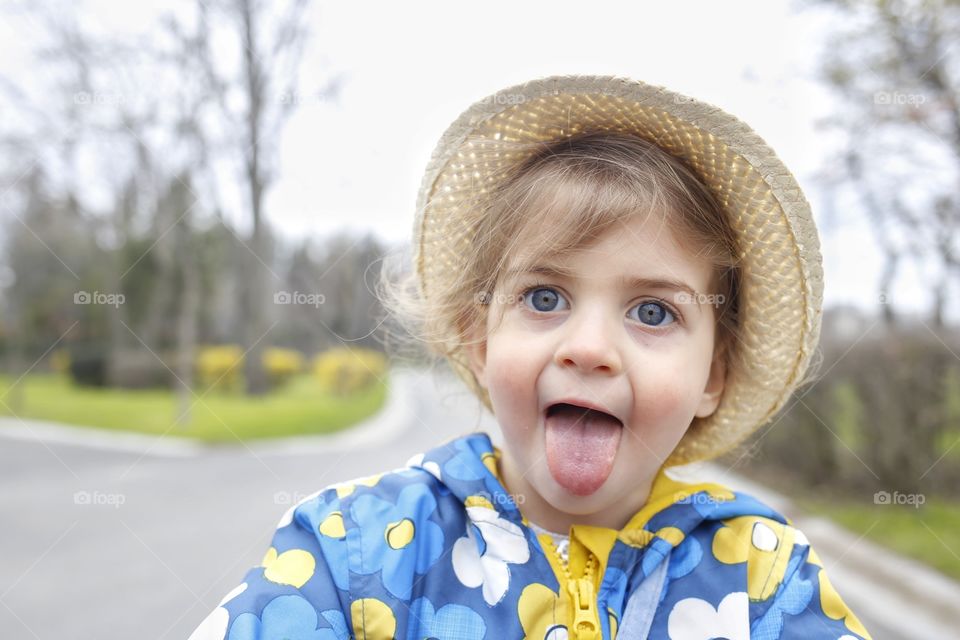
[568,576,600,639]
[537,530,603,639]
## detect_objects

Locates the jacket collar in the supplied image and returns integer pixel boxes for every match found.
[411,431,787,543]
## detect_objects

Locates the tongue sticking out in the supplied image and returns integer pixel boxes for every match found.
[544,403,623,496]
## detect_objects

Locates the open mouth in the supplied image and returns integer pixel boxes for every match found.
[545,402,624,428]
[543,402,624,496]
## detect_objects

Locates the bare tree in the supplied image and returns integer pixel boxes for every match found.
[1,0,350,417]
[810,0,960,327]
[186,0,340,394]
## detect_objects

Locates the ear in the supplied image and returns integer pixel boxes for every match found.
[694,352,726,418]
[462,324,488,390]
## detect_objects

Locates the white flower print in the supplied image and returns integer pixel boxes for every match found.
[667,591,750,640]
[451,499,530,606]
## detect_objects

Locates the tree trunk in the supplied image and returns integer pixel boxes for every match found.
[240,0,270,395]
[175,210,199,426]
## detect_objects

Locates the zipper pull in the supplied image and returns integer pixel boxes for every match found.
[567,578,600,639]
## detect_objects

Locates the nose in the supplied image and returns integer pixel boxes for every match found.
[553,306,623,375]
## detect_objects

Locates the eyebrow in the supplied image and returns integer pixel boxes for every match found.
[505,264,702,305]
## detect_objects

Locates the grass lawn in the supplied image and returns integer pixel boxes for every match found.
[796,495,960,581]
[0,373,388,442]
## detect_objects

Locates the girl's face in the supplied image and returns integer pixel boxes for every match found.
[465,213,726,532]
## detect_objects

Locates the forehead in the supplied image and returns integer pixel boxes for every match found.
[507,213,714,293]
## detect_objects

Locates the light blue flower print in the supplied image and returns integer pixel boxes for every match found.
[641,536,677,577]
[667,535,703,579]
[349,482,445,599]
[692,491,780,521]
[228,595,348,640]
[406,596,486,640]
[443,439,517,511]
[599,566,628,608]
[405,453,452,497]
[294,493,350,591]
[751,554,814,640]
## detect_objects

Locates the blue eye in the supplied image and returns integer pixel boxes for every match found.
[630,301,676,327]
[520,284,679,328]
[523,286,569,312]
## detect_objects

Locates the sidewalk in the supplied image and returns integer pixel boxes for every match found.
[669,461,960,638]
[0,366,417,458]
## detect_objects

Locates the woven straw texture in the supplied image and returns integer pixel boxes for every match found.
[413,75,823,465]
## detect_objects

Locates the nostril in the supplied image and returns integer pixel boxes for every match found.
[556,351,620,374]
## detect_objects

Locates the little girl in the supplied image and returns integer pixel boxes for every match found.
[189,75,871,639]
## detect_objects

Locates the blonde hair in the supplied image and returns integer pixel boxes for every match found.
[379,131,743,420]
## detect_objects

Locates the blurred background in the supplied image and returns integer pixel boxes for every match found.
[0,0,958,638]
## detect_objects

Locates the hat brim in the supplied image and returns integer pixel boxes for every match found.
[413,75,823,465]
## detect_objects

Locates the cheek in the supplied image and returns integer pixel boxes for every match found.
[483,336,540,418]
[638,383,687,427]
[629,359,703,427]
[624,381,695,461]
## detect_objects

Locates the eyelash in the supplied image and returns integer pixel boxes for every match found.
[518,281,684,326]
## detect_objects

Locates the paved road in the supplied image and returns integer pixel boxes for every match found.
[0,367,945,638]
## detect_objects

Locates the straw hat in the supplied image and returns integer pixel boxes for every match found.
[412,75,823,466]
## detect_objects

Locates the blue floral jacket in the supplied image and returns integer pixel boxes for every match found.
[189,432,871,639]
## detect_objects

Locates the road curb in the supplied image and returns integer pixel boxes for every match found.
[0,367,416,458]
[246,367,416,456]
[0,416,206,457]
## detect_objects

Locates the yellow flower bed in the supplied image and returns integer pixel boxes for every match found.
[313,347,387,395]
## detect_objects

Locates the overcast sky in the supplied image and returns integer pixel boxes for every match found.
[2,0,956,322]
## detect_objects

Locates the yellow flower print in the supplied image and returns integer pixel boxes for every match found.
[464,495,495,510]
[318,511,346,539]
[818,567,871,638]
[350,598,397,640]
[260,547,315,588]
[608,607,618,639]
[619,529,654,549]
[712,517,793,601]
[384,518,415,549]
[481,451,499,478]
[517,582,566,640]
[654,526,685,546]
[334,473,384,498]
